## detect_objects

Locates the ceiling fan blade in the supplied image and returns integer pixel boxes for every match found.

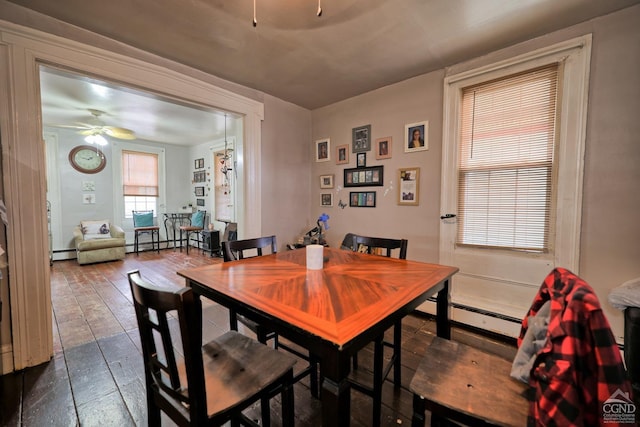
[104,126,136,140]
[49,123,92,130]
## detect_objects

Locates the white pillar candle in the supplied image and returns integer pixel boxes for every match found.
[306,244,324,270]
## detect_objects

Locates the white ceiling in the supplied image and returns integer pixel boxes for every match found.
[40,67,231,146]
[13,0,639,145]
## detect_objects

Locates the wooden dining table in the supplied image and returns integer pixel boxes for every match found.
[177,247,458,426]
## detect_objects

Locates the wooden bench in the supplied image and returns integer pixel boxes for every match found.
[410,337,529,427]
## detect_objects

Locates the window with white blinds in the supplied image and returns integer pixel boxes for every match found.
[122,150,159,196]
[456,64,558,252]
[122,150,159,217]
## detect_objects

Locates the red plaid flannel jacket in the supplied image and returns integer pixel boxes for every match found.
[518,268,634,426]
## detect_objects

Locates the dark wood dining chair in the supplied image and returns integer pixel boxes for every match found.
[128,269,296,427]
[179,210,206,254]
[132,210,160,254]
[349,234,409,427]
[222,236,319,397]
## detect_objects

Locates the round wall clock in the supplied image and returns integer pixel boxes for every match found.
[68,145,107,174]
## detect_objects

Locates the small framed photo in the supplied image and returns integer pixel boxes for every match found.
[356,152,366,168]
[320,174,334,189]
[195,186,205,197]
[336,144,349,165]
[195,158,205,169]
[193,170,206,183]
[405,121,429,152]
[321,193,333,207]
[315,138,330,162]
[398,167,420,205]
[375,137,392,160]
[196,198,205,206]
[349,191,376,207]
[352,124,371,153]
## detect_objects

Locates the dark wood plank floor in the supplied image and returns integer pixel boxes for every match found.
[0,247,517,426]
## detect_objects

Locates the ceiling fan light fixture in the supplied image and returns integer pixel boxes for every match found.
[252,0,322,26]
[85,133,108,146]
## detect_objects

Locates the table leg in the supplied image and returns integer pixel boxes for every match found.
[320,351,352,426]
[436,278,451,339]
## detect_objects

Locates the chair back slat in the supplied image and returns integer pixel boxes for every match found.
[128,270,206,417]
[351,235,408,259]
[222,235,277,262]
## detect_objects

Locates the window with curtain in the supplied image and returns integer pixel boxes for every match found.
[122,150,159,217]
[456,64,559,252]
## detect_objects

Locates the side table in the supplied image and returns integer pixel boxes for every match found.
[201,229,221,257]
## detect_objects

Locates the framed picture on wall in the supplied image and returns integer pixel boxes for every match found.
[315,138,330,162]
[320,174,334,189]
[349,191,376,207]
[375,137,392,160]
[195,158,205,169]
[398,167,420,205]
[196,198,205,206]
[344,165,383,187]
[352,124,371,153]
[405,121,429,152]
[356,153,366,168]
[195,186,205,197]
[320,193,333,207]
[336,144,349,165]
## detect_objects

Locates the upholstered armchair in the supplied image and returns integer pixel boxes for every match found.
[74,220,126,265]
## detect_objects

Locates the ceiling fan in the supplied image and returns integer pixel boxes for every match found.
[56,108,136,142]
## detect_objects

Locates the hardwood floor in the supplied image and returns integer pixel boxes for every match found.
[0,248,517,426]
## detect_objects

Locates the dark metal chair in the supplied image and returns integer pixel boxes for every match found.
[128,269,296,426]
[349,234,409,427]
[132,210,159,254]
[222,236,319,397]
[179,210,206,254]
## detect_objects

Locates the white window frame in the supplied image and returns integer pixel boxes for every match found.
[441,34,592,273]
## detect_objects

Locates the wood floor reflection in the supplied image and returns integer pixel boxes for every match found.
[0,248,516,426]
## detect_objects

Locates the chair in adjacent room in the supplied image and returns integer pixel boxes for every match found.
[128,269,296,427]
[179,210,206,254]
[349,234,408,427]
[222,236,319,397]
[132,210,160,255]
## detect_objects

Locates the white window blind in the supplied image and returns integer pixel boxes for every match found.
[122,150,159,197]
[457,64,558,252]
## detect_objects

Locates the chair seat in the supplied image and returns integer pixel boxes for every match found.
[179,225,202,231]
[135,225,160,231]
[192,331,297,417]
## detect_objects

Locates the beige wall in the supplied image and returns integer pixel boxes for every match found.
[312,70,445,263]
[261,94,313,248]
[311,5,640,341]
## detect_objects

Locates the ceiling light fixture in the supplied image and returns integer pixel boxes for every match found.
[84,133,108,146]
[253,0,322,27]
